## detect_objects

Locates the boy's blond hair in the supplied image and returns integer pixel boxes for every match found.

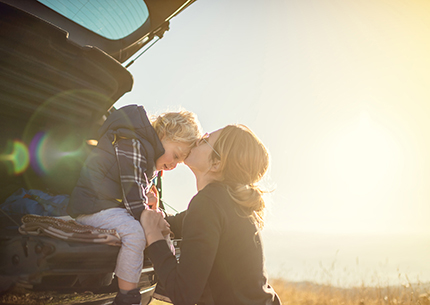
[151,110,202,147]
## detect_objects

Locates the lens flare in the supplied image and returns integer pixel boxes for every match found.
[29,131,87,176]
[20,89,111,187]
[0,140,30,175]
[29,131,48,175]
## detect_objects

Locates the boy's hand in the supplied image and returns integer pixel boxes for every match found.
[146,185,159,210]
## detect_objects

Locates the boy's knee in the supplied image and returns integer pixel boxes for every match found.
[122,221,146,246]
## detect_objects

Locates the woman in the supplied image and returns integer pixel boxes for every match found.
[141,124,281,305]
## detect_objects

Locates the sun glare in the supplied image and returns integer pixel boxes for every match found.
[327,111,400,196]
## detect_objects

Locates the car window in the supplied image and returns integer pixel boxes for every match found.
[37,0,149,40]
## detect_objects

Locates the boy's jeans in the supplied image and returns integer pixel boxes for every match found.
[77,208,145,283]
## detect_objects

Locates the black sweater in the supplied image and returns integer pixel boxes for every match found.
[146,182,281,305]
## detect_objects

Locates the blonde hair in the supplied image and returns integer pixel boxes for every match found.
[212,124,269,229]
[151,110,202,147]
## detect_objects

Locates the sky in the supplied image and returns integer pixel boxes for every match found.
[114,0,430,285]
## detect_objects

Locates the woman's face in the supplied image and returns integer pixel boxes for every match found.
[185,129,222,174]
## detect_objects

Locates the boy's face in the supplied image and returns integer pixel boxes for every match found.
[156,139,191,171]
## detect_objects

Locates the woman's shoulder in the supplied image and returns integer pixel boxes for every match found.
[199,182,228,197]
[190,182,232,210]
[186,183,231,223]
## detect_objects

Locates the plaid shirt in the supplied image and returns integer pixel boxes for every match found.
[114,138,151,220]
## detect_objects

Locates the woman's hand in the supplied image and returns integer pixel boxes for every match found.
[140,209,170,246]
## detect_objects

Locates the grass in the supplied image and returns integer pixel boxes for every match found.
[269,277,430,305]
[2,274,428,304]
[148,273,430,305]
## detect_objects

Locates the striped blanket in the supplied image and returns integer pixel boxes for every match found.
[19,214,121,246]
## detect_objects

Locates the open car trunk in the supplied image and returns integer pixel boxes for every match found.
[0,0,194,297]
[0,1,134,196]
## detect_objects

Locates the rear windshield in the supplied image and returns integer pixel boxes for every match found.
[38,0,149,40]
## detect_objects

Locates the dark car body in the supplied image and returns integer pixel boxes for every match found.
[0,0,193,300]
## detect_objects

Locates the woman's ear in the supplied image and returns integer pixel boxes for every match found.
[210,160,221,173]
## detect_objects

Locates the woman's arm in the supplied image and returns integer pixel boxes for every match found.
[142,193,223,305]
[166,210,186,239]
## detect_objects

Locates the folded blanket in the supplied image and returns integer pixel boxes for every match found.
[19,214,121,246]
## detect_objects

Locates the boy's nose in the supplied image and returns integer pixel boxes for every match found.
[168,162,177,170]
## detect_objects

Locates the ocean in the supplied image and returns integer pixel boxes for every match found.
[262,231,430,287]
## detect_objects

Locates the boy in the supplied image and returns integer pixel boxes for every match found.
[67,104,201,305]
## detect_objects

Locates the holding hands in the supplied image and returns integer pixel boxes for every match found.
[140,208,170,246]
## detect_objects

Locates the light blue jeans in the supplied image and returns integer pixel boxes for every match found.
[76,208,146,283]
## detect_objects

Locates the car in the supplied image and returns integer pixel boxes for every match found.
[0,0,193,302]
